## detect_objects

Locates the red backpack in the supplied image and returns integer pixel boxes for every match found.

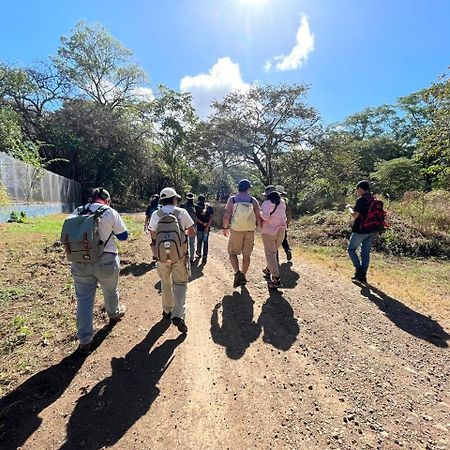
[360,195,388,233]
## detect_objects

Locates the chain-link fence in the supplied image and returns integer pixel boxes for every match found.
[0,152,82,222]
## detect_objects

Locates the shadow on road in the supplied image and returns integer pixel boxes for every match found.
[258,290,300,351]
[359,283,449,348]
[190,258,206,282]
[210,287,260,359]
[279,262,300,289]
[0,323,114,450]
[120,262,154,276]
[61,319,185,449]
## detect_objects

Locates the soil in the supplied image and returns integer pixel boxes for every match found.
[1,223,449,450]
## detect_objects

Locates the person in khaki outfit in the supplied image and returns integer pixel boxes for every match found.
[149,188,195,333]
[261,185,287,289]
[223,179,262,288]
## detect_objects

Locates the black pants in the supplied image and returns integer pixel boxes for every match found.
[281,230,291,253]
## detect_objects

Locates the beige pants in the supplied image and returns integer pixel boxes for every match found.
[262,229,286,277]
[157,258,189,319]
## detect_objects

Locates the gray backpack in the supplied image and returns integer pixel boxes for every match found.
[60,205,112,263]
[155,209,186,263]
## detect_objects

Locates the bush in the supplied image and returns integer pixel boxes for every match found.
[391,190,450,234]
[8,211,27,223]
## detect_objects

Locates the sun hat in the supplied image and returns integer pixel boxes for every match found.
[186,192,195,199]
[275,185,287,194]
[264,185,279,196]
[160,187,181,199]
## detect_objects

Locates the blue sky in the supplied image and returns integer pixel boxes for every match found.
[1,0,449,123]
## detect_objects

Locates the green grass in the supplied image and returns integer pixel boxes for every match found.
[0,286,28,307]
[0,214,66,237]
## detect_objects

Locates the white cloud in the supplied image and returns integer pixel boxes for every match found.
[264,60,272,72]
[180,57,249,118]
[131,86,154,101]
[270,15,315,72]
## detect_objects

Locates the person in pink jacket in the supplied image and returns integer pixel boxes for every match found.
[261,185,287,289]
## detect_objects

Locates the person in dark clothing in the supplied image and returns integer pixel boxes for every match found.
[276,186,292,261]
[346,180,376,283]
[195,194,214,264]
[144,194,160,261]
[181,193,197,263]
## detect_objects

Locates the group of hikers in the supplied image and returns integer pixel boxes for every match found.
[62,179,383,352]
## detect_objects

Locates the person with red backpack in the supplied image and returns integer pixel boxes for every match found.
[346,180,386,283]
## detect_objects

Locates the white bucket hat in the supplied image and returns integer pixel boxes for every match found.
[160,187,181,199]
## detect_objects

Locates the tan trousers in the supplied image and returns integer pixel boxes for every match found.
[262,229,286,277]
[157,258,189,319]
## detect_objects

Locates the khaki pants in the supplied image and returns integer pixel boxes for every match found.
[157,258,189,320]
[262,229,286,277]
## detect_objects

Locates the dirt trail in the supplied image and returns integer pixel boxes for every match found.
[1,227,450,450]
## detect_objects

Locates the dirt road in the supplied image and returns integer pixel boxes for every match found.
[1,228,449,449]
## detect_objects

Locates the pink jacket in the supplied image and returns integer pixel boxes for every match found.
[261,199,287,236]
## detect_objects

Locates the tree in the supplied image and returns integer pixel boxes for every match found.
[54,22,148,109]
[371,157,423,199]
[44,99,154,199]
[416,70,450,189]
[150,86,198,193]
[210,84,320,185]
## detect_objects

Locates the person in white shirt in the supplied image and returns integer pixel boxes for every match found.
[149,187,195,333]
[71,188,128,352]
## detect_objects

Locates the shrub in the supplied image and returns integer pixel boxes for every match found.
[8,211,27,223]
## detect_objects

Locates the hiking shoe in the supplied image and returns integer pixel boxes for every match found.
[239,273,248,286]
[351,268,366,283]
[233,271,242,288]
[78,342,92,353]
[202,257,207,264]
[109,305,126,324]
[172,317,188,334]
[162,311,171,320]
[262,268,271,279]
[268,276,282,290]
[286,249,292,261]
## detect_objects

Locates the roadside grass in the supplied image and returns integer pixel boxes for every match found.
[0,212,143,396]
[297,244,450,322]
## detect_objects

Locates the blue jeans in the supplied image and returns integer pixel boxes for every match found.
[348,232,375,273]
[196,230,209,258]
[71,253,123,345]
[188,235,196,260]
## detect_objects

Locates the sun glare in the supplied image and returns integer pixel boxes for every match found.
[239,0,268,7]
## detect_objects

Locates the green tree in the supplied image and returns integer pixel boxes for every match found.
[54,22,148,109]
[150,86,198,193]
[210,84,320,185]
[371,157,423,199]
[416,70,450,189]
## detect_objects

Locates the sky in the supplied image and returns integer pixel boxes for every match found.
[1,0,449,123]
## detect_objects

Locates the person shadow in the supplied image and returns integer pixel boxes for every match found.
[190,258,206,282]
[210,287,261,359]
[257,290,300,351]
[358,283,449,348]
[279,262,300,289]
[0,323,114,450]
[120,262,154,276]
[60,320,185,449]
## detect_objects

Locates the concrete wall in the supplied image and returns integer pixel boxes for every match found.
[0,152,82,222]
